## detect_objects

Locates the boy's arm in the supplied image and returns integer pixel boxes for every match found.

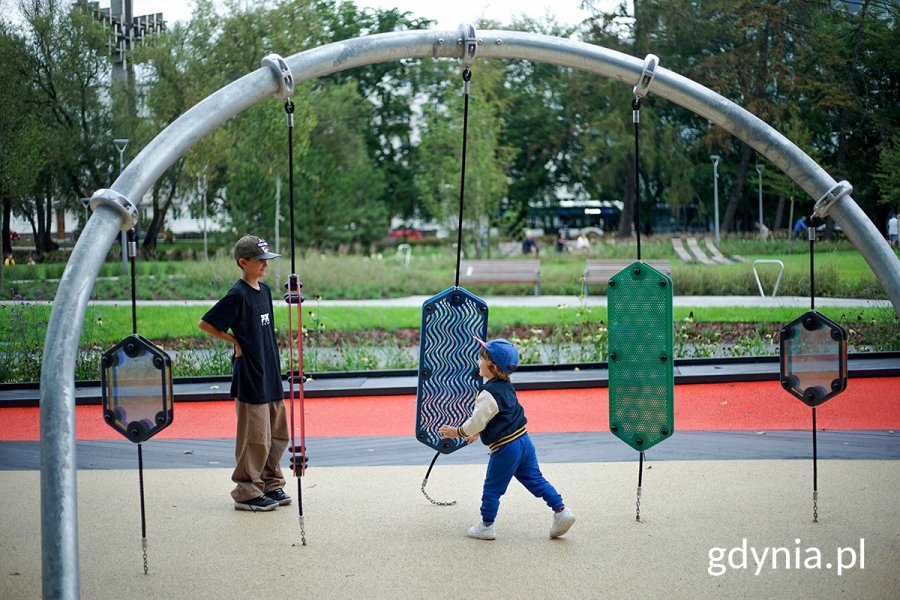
[198,319,242,357]
[438,390,498,440]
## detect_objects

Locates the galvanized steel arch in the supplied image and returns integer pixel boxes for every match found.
[40,28,900,597]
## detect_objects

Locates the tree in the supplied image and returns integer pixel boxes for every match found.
[416,59,512,257]
[0,21,45,255]
[12,0,114,255]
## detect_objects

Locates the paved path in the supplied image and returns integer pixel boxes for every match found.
[2,461,898,599]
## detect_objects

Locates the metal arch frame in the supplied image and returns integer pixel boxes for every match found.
[40,27,900,597]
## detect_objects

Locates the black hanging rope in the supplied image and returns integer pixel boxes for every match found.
[809,216,816,312]
[631,95,646,521]
[421,67,473,507]
[807,216,819,523]
[128,228,138,335]
[137,443,148,574]
[127,227,150,572]
[636,450,644,522]
[283,96,307,545]
[632,97,643,261]
[812,406,818,522]
[453,67,472,288]
[286,99,297,276]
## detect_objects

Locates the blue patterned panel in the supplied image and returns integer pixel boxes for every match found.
[415,287,488,453]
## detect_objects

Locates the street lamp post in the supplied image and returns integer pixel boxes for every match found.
[710,154,721,245]
[113,138,130,275]
[756,163,765,240]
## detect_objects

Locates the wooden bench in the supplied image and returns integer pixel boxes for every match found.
[582,259,672,295]
[458,259,541,295]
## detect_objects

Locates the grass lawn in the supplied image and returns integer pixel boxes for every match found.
[1,301,892,348]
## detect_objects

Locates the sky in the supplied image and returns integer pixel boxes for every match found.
[94,0,619,29]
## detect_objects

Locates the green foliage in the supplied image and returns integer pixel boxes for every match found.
[874,133,900,210]
[415,60,512,256]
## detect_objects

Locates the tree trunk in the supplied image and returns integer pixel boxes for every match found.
[141,177,177,258]
[617,154,635,238]
[34,195,45,258]
[1,198,11,256]
[721,145,753,233]
[41,188,57,253]
[773,194,786,232]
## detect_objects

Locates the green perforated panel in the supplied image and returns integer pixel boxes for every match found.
[608,261,674,452]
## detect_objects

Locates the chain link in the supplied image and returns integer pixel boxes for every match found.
[141,538,148,575]
[300,515,307,546]
[422,480,457,506]
[813,490,818,523]
[635,486,642,522]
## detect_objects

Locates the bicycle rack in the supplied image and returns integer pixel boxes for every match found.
[752,259,785,297]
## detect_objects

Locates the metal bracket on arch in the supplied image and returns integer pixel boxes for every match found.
[89,188,139,231]
[814,180,853,217]
[633,54,659,99]
[458,24,478,66]
[261,53,294,100]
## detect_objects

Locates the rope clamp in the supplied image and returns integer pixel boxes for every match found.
[89,188,139,231]
[458,24,478,67]
[261,53,294,100]
[632,53,659,99]
[813,180,852,217]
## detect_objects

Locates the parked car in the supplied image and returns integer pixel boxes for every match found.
[387,228,422,240]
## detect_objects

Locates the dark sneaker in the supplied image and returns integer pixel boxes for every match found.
[234,495,278,512]
[267,488,292,506]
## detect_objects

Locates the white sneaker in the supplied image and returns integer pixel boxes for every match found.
[550,507,575,538]
[467,521,496,540]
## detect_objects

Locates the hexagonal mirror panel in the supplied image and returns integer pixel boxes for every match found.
[780,311,847,407]
[101,334,174,443]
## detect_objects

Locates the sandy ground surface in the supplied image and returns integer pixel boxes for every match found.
[2,460,898,599]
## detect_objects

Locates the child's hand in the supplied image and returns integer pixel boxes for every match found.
[465,434,478,445]
[438,425,456,439]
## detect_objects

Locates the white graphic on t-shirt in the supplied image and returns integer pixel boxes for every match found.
[260,313,271,326]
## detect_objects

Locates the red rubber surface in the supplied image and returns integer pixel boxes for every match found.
[1,378,897,441]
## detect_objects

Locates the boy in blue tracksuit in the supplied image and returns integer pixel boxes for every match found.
[439,337,575,540]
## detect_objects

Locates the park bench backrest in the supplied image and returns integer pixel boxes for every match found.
[458,259,541,295]
[582,259,672,295]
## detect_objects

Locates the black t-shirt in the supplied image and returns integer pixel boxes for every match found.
[202,279,283,404]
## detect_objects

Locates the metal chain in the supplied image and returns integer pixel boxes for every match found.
[300,515,307,546]
[813,491,818,523]
[421,480,457,506]
[635,486,642,522]
[141,538,148,575]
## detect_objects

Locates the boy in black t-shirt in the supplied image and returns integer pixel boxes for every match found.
[199,235,291,512]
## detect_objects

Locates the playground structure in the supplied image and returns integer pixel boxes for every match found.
[37,27,900,598]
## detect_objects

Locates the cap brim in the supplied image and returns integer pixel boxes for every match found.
[252,251,281,259]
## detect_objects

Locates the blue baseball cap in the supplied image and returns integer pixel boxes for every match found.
[474,337,518,374]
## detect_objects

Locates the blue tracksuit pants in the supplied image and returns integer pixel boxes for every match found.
[480,433,563,523]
